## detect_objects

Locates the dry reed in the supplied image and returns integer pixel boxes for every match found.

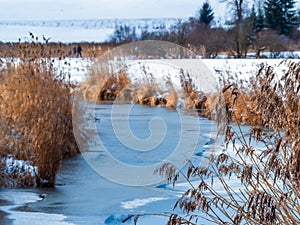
[0,35,78,187]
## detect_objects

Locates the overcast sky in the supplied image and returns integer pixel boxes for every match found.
[1,0,299,21]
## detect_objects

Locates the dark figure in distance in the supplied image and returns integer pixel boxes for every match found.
[72,46,77,57]
[77,45,82,57]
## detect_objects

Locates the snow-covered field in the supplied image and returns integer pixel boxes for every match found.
[63,57,300,86]
[0,18,182,43]
[1,57,296,84]
[0,57,299,225]
[0,24,114,43]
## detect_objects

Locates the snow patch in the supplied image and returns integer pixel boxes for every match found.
[4,211,75,225]
[0,191,42,205]
[3,155,37,177]
[121,197,166,210]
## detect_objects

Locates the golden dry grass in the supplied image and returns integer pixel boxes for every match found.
[0,41,114,58]
[0,38,78,187]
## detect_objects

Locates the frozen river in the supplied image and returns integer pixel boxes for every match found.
[0,104,219,225]
[0,55,297,224]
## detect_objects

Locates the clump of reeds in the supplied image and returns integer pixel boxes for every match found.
[0,35,78,187]
[84,60,179,109]
[0,40,111,58]
[97,71,131,102]
[178,69,209,116]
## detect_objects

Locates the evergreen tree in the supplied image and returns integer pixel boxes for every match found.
[249,2,265,32]
[256,1,265,31]
[265,0,298,35]
[265,0,283,30]
[199,2,214,26]
[249,5,258,38]
[250,4,257,28]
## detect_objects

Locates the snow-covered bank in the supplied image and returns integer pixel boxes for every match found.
[86,58,300,87]
[0,190,75,225]
[0,57,91,83]
[107,58,300,96]
[2,57,298,85]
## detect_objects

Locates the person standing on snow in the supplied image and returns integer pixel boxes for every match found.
[72,46,77,57]
[77,45,82,57]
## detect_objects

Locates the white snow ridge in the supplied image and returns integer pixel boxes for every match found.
[121,197,166,210]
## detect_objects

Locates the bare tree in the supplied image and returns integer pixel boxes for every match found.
[221,0,247,57]
[221,0,245,22]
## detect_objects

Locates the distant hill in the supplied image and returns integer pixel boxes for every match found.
[0,18,184,30]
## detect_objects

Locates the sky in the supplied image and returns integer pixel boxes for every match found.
[1,0,299,21]
[0,0,227,21]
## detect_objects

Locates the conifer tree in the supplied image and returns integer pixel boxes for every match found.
[199,2,215,26]
[256,1,265,31]
[265,0,298,35]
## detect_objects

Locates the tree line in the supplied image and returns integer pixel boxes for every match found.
[109,0,300,58]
